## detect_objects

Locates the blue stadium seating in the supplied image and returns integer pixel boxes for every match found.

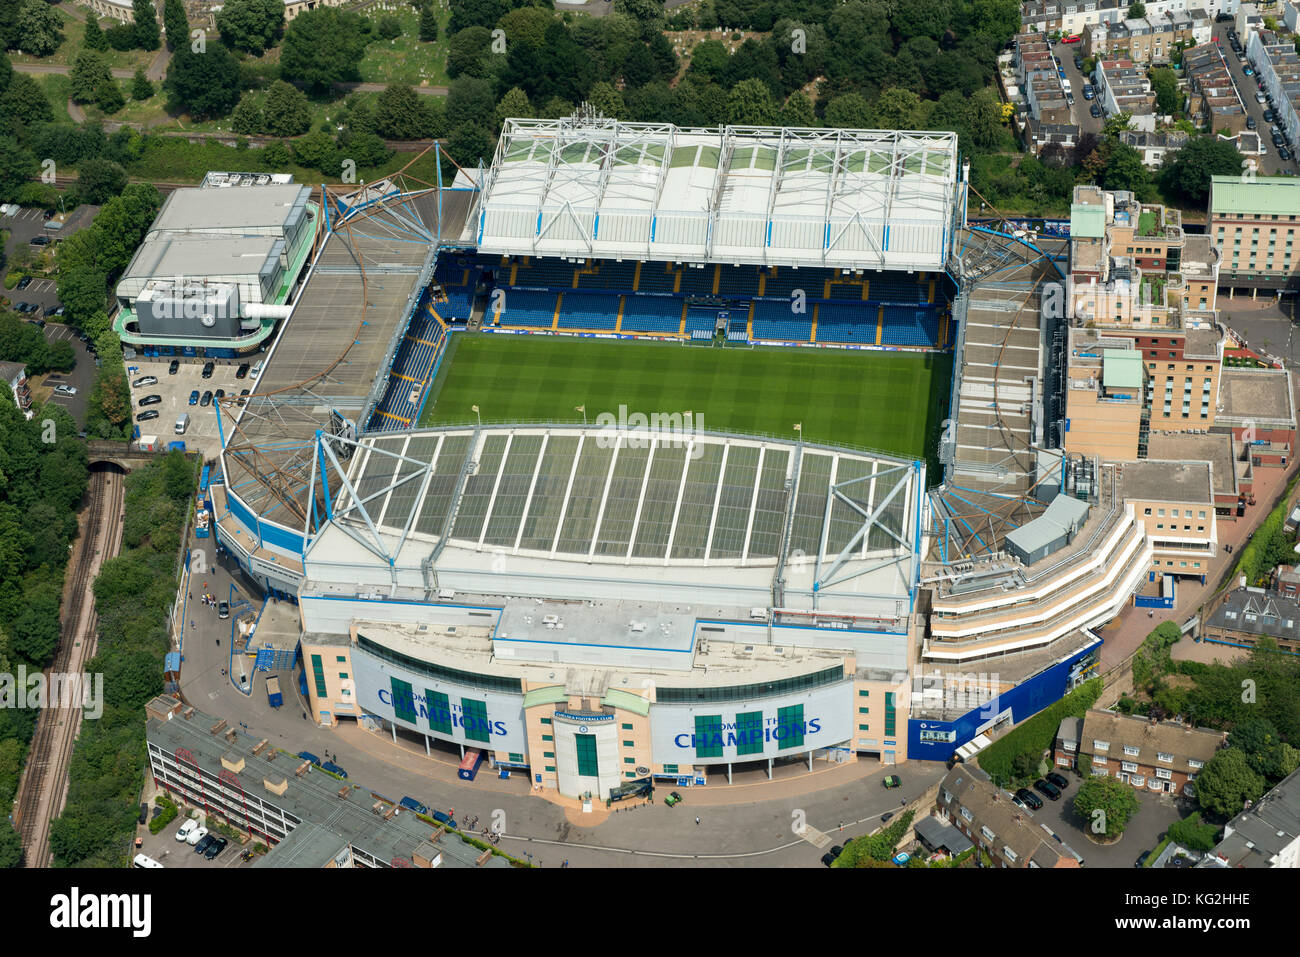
[715,267,761,297]
[677,266,716,296]
[438,287,475,321]
[760,267,832,299]
[370,311,445,430]
[868,276,927,303]
[815,303,878,344]
[685,307,719,336]
[828,282,864,301]
[750,301,812,342]
[512,258,578,289]
[620,296,682,333]
[637,263,679,293]
[578,260,638,291]
[556,291,619,330]
[880,305,940,346]
[498,289,559,327]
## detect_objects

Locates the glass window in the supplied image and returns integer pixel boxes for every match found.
[695,714,723,759]
[575,734,599,777]
[735,710,764,757]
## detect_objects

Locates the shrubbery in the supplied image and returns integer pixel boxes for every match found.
[978,678,1102,787]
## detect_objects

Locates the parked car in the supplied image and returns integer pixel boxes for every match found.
[881,811,894,824]
[882,774,902,789]
[204,837,228,860]
[1282,147,1293,161]
[138,804,148,825]
[14,301,29,313]
[236,362,250,379]
[138,394,162,407]
[1062,34,1081,43]
[1258,91,1268,104]
[136,410,159,422]
[820,845,845,867]
[1264,108,1276,121]
[168,359,180,375]
[53,384,76,396]
[16,276,31,290]
[194,834,215,855]
[201,361,215,379]
[321,760,348,778]
[29,235,49,246]
[1090,103,1103,117]
[217,600,229,619]
[1016,787,1045,810]
[1033,778,1062,801]
[214,388,225,401]
[1245,65,1255,76]
[1046,771,1070,791]
[188,389,200,405]
[200,390,213,407]
[664,790,683,807]
[187,825,208,847]
[175,819,198,842]
[1247,116,1257,130]
[1135,850,1152,868]
[132,375,157,388]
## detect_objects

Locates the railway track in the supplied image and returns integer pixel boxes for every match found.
[13,468,124,867]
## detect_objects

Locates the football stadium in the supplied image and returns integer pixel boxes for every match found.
[205,117,1100,798]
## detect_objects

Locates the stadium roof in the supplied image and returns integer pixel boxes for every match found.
[301,426,925,615]
[150,183,310,236]
[469,118,960,271]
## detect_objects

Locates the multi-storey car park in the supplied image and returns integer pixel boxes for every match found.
[172,117,1292,807]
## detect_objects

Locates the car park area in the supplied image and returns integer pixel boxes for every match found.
[125,356,258,456]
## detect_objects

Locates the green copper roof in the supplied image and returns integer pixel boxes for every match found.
[1103,349,1143,391]
[1210,175,1300,217]
[602,688,651,716]
[1070,203,1106,238]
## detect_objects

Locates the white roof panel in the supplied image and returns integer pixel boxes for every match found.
[472,119,960,270]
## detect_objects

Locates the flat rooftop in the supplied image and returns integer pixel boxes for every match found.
[151,184,309,235]
[121,234,281,284]
[1146,432,1236,496]
[1119,460,1213,504]
[1217,368,1295,427]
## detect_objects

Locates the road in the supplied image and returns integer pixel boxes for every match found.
[175,542,945,868]
[1213,32,1300,175]
[1057,43,1103,139]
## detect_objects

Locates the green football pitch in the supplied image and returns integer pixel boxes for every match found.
[421,334,952,471]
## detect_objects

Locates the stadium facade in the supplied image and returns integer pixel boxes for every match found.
[192,120,1201,799]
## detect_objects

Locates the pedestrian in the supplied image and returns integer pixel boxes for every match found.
[839,821,844,832]
[189,592,193,600]
[562,859,568,869]
[695,816,700,825]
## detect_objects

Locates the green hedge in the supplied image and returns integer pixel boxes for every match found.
[147,803,177,835]
[977,678,1103,787]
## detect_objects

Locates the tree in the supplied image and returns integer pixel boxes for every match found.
[825,92,872,129]
[1073,776,1141,839]
[84,15,109,52]
[1197,748,1267,817]
[1103,111,1134,139]
[280,8,370,91]
[446,122,492,167]
[95,78,125,114]
[163,0,188,51]
[419,3,439,42]
[15,0,62,57]
[263,80,311,137]
[1166,811,1220,852]
[133,0,160,51]
[614,0,664,22]
[1150,66,1180,114]
[582,83,621,122]
[446,26,493,78]
[445,76,495,132]
[725,77,777,126]
[1161,136,1244,205]
[0,821,20,869]
[230,91,263,135]
[871,88,923,130]
[262,140,291,168]
[291,128,338,173]
[1101,142,1151,195]
[778,91,815,127]
[215,0,284,55]
[164,40,241,118]
[131,68,153,101]
[376,15,402,40]
[1128,1,1146,17]
[77,158,128,205]
[373,84,429,138]
[1011,749,1041,783]
[1228,718,1300,782]
[70,50,112,105]
[1,73,54,127]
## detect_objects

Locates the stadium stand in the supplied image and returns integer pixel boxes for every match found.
[750,300,812,342]
[760,266,830,299]
[577,260,637,291]
[620,296,683,334]
[685,306,719,336]
[881,305,940,346]
[815,303,880,344]
[677,266,717,297]
[370,309,446,431]
[869,276,928,303]
[512,257,579,289]
[556,291,619,330]
[636,262,679,292]
[497,289,559,327]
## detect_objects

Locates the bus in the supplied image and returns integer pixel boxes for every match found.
[458,749,484,781]
[133,853,164,869]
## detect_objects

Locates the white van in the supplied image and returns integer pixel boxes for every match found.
[250,360,264,379]
[132,853,163,868]
[174,413,190,435]
[175,819,198,842]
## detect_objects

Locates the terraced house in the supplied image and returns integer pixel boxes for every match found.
[1058,710,1226,796]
